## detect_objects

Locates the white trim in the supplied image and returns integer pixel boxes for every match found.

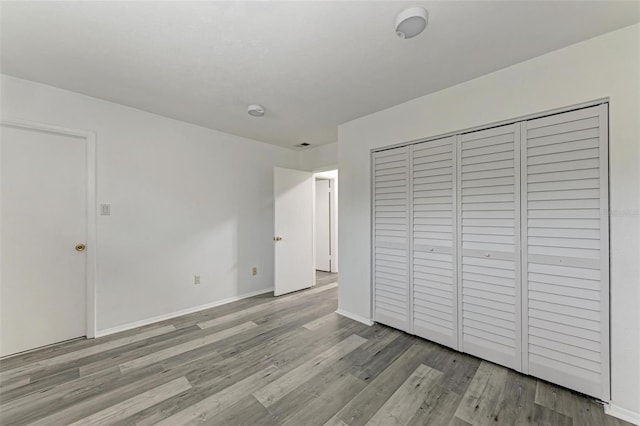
[370,97,609,155]
[0,117,98,338]
[520,121,529,375]
[407,144,414,334]
[455,134,463,351]
[599,103,611,402]
[95,287,274,338]
[335,309,374,326]
[605,404,640,425]
[513,122,523,372]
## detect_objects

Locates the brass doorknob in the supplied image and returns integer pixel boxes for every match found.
[75,244,86,252]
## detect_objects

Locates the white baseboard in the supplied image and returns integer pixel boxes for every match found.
[335,309,374,326]
[605,403,640,425]
[95,287,274,338]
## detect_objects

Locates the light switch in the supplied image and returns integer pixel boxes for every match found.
[100,203,111,216]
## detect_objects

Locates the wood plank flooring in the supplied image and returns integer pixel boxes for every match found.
[0,271,629,425]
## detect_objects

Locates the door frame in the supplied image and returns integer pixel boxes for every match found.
[312,167,339,275]
[1,118,97,338]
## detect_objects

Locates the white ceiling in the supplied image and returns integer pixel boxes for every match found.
[1,1,639,149]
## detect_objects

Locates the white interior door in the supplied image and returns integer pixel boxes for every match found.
[274,167,314,296]
[412,136,458,349]
[315,179,331,272]
[458,123,522,371]
[372,147,411,333]
[522,104,609,400]
[1,124,87,357]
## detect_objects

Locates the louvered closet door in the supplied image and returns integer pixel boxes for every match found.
[522,104,609,400]
[373,146,410,332]
[458,124,521,371]
[412,136,458,349]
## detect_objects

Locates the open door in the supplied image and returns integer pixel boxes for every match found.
[274,167,314,296]
[315,179,331,272]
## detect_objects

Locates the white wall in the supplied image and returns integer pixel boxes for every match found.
[338,24,640,415]
[1,75,299,334]
[299,142,338,172]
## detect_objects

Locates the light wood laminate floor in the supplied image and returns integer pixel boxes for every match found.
[0,272,629,425]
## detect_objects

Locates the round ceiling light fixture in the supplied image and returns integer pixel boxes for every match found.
[247,104,265,117]
[395,7,428,39]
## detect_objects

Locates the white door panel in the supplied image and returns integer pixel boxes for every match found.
[315,179,331,272]
[1,125,87,356]
[458,123,522,371]
[412,136,458,349]
[274,167,313,296]
[373,147,410,332]
[522,104,609,400]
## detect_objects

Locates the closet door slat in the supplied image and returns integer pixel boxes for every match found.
[373,147,410,332]
[522,104,609,400]
[412,136,458,349]
[458,123,522,371]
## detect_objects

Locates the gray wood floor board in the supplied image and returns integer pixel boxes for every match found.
[76,325,205,377]
[2,324,198,393]
[0,322,176,372]
[406,383,461,426]
[155,365,280,425]
[256,359,362,425]
[17,369,187,426]
[302,312,338,331]
[449,416,475,426]
[2,346,221,424]
[356,325,405,354]
[6,367,81,403]
[122,314,362,424]
[145,314,358,418]
[526,403,574,426]
[438,352,481,396]
[119,321,256,373]
[0,272,628,426]
[366,363,444,426]
[490,370,537,425]
[0,325,177,382]
[336,343,436,426]
[280,369,366,426]
[0,376,29,393]
[203,395,270,426]
[534,379,575,418]
[453,361,510,426]
[197,283,337,330]
[67,376,192,426]
[346,332,416,382]
[253,334,367,408]
[315,271,338,287]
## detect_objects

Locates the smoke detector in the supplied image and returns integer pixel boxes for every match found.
[247,104,265,117]
[395,7,428,39]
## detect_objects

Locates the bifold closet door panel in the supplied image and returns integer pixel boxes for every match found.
[458,123,522,371]
[412,136,458,349]
[522,104,609,400]
[373,146,411,332]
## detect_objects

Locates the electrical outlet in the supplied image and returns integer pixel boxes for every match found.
[252,267,257,276]
[194,275,201,285]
